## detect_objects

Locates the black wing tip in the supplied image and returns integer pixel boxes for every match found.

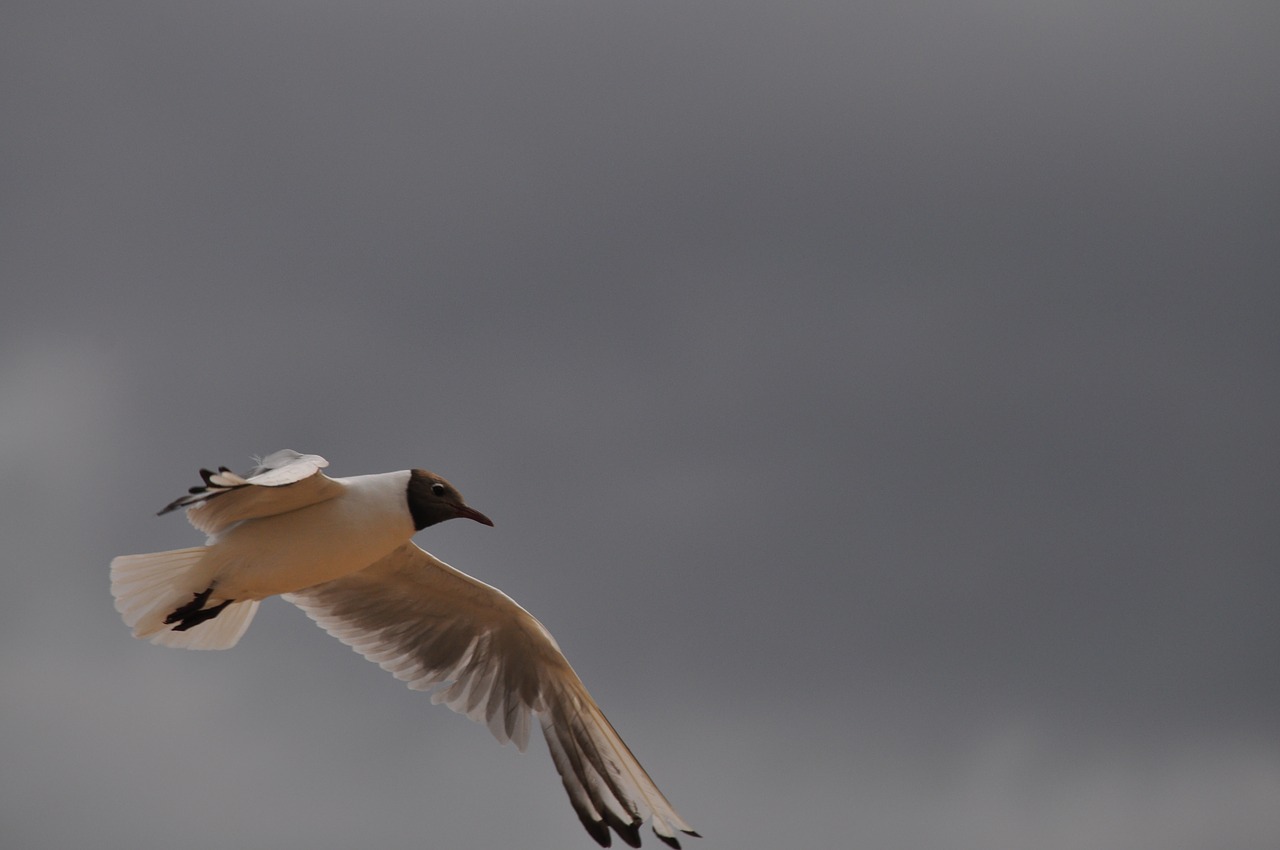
[156,462,247,516]
[655,826,702,849]
[157,496,189,516]
[614,817,643,848]
[580,815,690,849]
[576,810,613,847]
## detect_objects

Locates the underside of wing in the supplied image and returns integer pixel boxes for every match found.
[284,542,698,848]
[159,449,342,534]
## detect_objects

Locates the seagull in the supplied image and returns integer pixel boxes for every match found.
[111,449,698,849]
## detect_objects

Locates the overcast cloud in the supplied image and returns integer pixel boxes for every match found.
[2,2,1278,848]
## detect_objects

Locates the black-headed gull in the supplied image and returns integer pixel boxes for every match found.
[111,450,698,848]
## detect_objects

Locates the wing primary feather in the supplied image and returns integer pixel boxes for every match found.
[555,692,639,818]
[544,701,636,842]
[161,451,337,531]
[282,542,696,847]
[655,830,682,850]
[544,724,613,847]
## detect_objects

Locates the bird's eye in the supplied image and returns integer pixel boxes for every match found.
[431,482,447,497]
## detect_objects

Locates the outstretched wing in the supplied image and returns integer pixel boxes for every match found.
[159,449,342,535]
[284,542,698,849]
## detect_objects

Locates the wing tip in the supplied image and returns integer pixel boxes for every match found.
[576,808,613,847]
[595,818,696,849]
[601,810,642,848]
[157,451,322,517]
[658,821,701,847]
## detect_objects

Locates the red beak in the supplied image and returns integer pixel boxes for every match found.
[454,504,494,527]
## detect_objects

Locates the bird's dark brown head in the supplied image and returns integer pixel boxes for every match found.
[406,469,494,531]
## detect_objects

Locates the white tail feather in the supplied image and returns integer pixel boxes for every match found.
[110,548,258,650]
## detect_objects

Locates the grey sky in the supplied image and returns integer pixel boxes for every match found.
[3,2,1278,848]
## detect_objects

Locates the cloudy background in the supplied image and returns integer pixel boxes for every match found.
[3,2,1277,848]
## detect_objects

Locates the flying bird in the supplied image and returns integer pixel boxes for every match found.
[111,449,698,849]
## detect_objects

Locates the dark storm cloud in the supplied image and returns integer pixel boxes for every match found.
[2,2,1277,848]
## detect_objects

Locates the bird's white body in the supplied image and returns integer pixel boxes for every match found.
[207,471,413,599]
